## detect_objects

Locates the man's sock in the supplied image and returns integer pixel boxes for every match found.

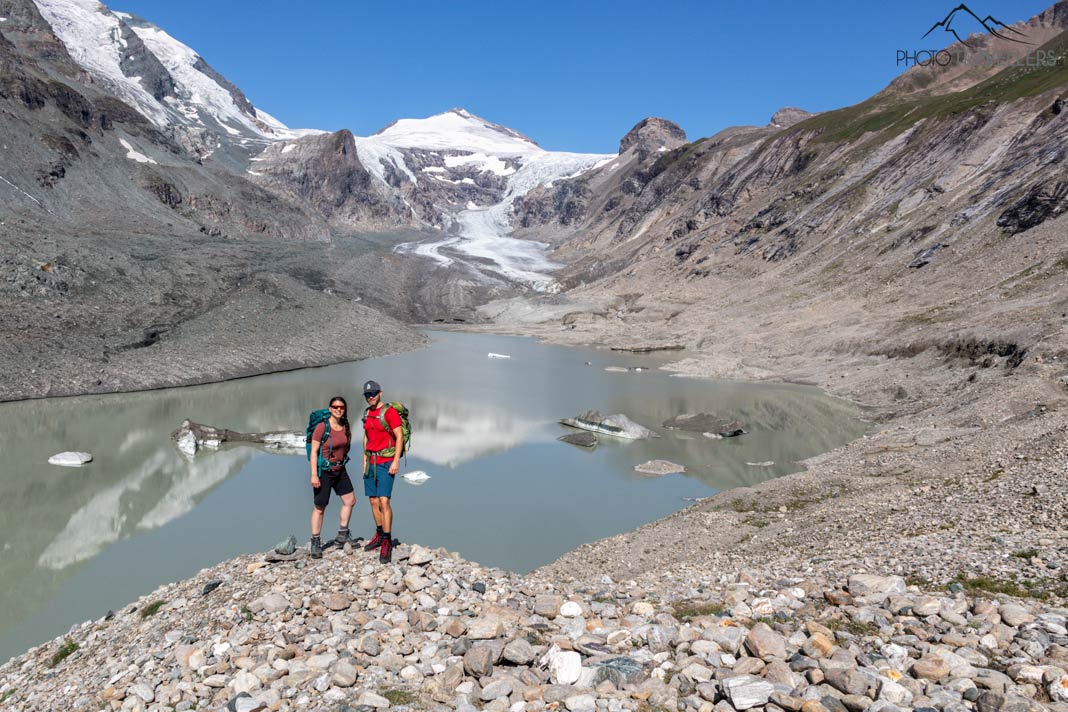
[376,525,384,536]
[382,531,391,543]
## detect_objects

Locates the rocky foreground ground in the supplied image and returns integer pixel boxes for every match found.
[2,536,1067,712]
[3,292,1067,712]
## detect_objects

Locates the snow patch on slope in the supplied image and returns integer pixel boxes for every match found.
[119,138,157,164]
[353,137,417,185]
[443,153,516,176]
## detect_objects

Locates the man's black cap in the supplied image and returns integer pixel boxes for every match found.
[362,380,381,396]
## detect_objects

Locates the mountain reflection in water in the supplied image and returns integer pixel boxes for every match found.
[0,331,865,662]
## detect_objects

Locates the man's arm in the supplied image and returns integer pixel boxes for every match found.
[389,424,404,474]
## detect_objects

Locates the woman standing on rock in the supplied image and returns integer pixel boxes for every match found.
[309,396,357,559]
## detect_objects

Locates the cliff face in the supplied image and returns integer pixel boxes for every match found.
[247,130,414,233]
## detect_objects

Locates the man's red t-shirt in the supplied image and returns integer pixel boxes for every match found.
[364,405,402,454]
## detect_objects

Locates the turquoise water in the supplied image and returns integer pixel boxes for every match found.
[0,331,865,661]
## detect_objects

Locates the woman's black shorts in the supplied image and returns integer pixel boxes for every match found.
[313,467,354,509]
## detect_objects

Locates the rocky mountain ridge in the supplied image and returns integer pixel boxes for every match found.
[505,5,1068,307]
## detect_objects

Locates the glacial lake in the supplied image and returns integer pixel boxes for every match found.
[0,331,865,662]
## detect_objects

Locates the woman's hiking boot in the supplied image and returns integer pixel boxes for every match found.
[379,537,392,564]
[334,528,352,547]
[310,535,323,559]
[363,531,384,551]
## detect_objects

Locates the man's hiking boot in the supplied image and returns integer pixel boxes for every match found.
[310,536,323,559]
[364,532,383,551]
[379,537,392,564]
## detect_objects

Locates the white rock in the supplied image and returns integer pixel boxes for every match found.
[307,653,338,670]
[466,614,504,639]
[127,683,154,703]
[847,574,906,600]
[565,694,596,711]
[631,601,655,617]
[48,451,93,467]
[187,649,206,669]
[691,640,719,657]
[559,601,583,617]
[259,593,290,613]
[357,691,392,708]
[229,670,261,694]
[323,688,346,703]
[634,460,686,476]
[722,675,774,710]
[999,603,1034,626]
[1011,665,1046,684]
[408,545,434,565]
[881,643,910,671]
[549,650,582,685]
[1049,673,1068,703]
[878,678,913,706]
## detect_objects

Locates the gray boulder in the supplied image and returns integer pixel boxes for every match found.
[561,410,659,440]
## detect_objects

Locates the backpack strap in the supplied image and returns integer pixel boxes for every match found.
[379,406,395,434]
[315,420,334,467]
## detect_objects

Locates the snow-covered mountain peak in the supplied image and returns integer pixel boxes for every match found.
[32,0,320,145]
[372,108,542,155]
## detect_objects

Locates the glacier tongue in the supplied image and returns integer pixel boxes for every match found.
[398,151,615,291]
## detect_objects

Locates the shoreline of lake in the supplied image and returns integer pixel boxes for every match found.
[0,331,866,665]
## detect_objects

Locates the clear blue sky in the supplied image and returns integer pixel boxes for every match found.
[108,0,1055,153]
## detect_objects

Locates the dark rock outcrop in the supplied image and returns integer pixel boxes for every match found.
[768,107,815,128]
[115,16,177,102]
[247,130,413,230]
[996,181,1068,235]
[619,117,687,159]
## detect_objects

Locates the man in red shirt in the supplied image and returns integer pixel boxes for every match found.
[360,379,404,563]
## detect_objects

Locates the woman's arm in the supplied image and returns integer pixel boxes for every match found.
[310,438,321,487]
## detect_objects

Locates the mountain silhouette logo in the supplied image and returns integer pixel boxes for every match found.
[922,4,1031,48]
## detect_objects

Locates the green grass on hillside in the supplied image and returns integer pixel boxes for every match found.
[791,32,1068,144]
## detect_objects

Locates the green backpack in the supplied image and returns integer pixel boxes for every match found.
[364,402,411,458]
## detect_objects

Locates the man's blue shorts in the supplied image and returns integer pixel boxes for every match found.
[363,461,395,498]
